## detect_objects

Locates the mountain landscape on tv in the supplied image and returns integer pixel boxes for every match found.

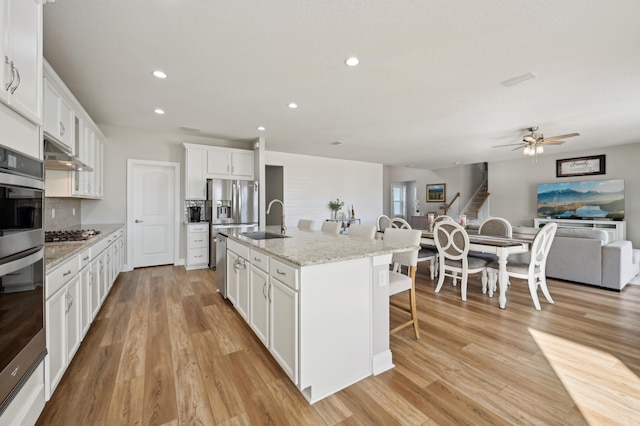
[537,180,625,219]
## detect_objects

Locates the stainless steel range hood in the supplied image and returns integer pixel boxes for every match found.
[44,138,93,172]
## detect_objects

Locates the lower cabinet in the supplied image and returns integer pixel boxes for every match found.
[185,223,209,270]
[45,227,125,400]
[269,277,298,383]
[249,264,269,344]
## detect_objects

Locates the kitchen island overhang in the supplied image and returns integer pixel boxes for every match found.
[224,227,415,403]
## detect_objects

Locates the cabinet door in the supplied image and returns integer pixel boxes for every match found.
[91,256,102,319]
[231,152,254,179]
[227,251,239,305]
[101,251,109,304]
[43,78,60,138]
[66,276,82,360]
[269,278,299,384]
[45,286,67,400]
[185,147,207,199]
[249,265,269,344]
[58,97,74,152]
[207,149,231,175]
[80,265,92,337]
[236,255,250,320]
[2,0,42,124]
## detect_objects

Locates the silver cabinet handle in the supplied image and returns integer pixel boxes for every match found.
[63,270,72,276]
[262,281,267,299]
[82,256,90,261]
[268,283,272,302]
[4,57,14,91]
[276,269,286,276]
[10,64,20,94]
[254,257,261,262]
[135,219,143,223]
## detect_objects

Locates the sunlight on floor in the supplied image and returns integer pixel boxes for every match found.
[529,328,640,425]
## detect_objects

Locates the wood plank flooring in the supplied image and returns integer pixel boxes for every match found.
[37,265,640,425]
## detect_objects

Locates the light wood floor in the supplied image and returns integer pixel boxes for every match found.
[37,265,640,425]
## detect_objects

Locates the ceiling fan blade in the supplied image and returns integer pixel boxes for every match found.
[511,146,523,152]
[543,141,565,145]
[492,143,525,148]
[523,136,537,143]
[543,132,579,141]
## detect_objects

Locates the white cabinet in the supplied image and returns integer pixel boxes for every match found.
[227,239,249,314]
[207,148,254,180]
[91,252,104,319]
[249,252,269,345]
[43,77,74,152]
[185,223,209,270]
[227,250,239,305]
[0,0,43,125]
[533,218,627,242]
[45,254,81,400]
[184,145,207,200]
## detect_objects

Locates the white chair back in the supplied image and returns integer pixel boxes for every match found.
[433,220,470,260]
[433,215,453,225]
[321,221,341,234]
[391,217,411,229]
[478,217,512,238]
[376,214,392,232]
[297,219,315,230]
[348,224,376,239]
[383,228,421,267]
[529,222,558,275]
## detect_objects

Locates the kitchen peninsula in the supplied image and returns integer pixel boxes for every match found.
[223,227,414,403]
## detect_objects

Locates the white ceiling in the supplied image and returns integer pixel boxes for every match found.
[43,0,640,169]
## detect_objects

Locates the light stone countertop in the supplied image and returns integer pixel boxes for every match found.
[224,226,415,267]
[45,224,125,272]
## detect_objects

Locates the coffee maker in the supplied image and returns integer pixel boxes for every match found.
[189,206,202,222]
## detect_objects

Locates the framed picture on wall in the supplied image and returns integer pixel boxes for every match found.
[426,183,446,202]
[556,155,606,177]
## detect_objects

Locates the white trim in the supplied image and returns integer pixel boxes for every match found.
[126,159,181,269]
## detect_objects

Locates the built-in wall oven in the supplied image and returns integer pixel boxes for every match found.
[0,144,45,414]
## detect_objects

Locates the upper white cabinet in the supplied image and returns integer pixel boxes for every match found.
[44,77,74,152]
[207,147,254,180]
[184,144,207,200]
[0,0,43,125]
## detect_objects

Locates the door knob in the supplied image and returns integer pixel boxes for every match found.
[135,219,143,223]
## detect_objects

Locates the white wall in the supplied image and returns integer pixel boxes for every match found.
[265,151,383,229]
[489,143,640,246]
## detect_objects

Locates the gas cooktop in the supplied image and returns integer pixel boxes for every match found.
[45,229,101,243]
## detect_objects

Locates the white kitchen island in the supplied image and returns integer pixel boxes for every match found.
[223,227,414,404]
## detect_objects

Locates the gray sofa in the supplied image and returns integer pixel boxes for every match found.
[511,226,640,290]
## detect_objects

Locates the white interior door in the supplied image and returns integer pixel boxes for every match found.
[129,161,179,268]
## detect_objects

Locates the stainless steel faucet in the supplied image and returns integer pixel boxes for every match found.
[266,199,286,233]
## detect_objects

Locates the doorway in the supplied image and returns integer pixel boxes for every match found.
[127,159,180,268]
[265,165,284,226]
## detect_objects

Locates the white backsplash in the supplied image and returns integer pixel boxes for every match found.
[45,198,82,231]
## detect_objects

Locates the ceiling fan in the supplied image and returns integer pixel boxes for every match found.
[493,126,580,157]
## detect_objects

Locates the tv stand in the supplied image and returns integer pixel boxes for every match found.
[533,218,626,242]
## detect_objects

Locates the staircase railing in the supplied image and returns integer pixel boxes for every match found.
[476,192,491,223]
[443,192,460,218]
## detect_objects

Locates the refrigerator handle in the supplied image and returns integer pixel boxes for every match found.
[237,182,242,220]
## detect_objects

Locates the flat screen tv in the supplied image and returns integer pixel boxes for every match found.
[536,179,624,220]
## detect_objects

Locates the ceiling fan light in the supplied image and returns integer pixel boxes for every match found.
[523,146,533,156]
[536,145,544,154]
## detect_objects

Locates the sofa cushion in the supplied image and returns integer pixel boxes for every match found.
[554,228,610,245]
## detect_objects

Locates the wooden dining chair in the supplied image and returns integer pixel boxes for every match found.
[433,220,488,301]
[297,219,315,230]
[486,222,558,310]
[348,224,376,239]
[384,227,422,339]
[321,220,341,234]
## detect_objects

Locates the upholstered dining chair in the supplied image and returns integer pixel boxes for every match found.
[348,224,376,239]
[391,217,411,229]
[433,220,488,301]
[384,227,422,339]
[376,214,392,232]
[297,219,315,230]
[486,222,558,310]
[433,215,453,225]
[321,220,342,234]
[469,217,513,266]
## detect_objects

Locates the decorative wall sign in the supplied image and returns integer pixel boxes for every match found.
[426,183,446,202]
[556,155,606,178]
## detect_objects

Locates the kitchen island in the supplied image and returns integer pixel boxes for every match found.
[223,227,415,404]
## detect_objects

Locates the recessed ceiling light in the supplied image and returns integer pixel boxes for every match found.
[257,126,265,131]
[331,141,344,145]
[153,70,167,79]
[501,72,537,87]
[288,102,298,109]
[154,108,165,114]
[345,57,359,67]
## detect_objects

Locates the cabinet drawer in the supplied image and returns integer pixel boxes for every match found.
[79,249,92,269]
[250,248,269,272]
[188,224,208,233]
[46,255,80,298]
[188,248,208,264]
[188,232,208,249]
[228,238,249,259]
[269,258,298,291]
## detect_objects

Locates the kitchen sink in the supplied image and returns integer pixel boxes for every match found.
[242,231,290,240]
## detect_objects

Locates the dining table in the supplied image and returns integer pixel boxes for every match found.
[421,231,531,309]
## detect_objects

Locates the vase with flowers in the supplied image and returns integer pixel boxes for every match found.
[328,198,344,220]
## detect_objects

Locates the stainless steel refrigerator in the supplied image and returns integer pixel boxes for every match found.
[207,178,259,272]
